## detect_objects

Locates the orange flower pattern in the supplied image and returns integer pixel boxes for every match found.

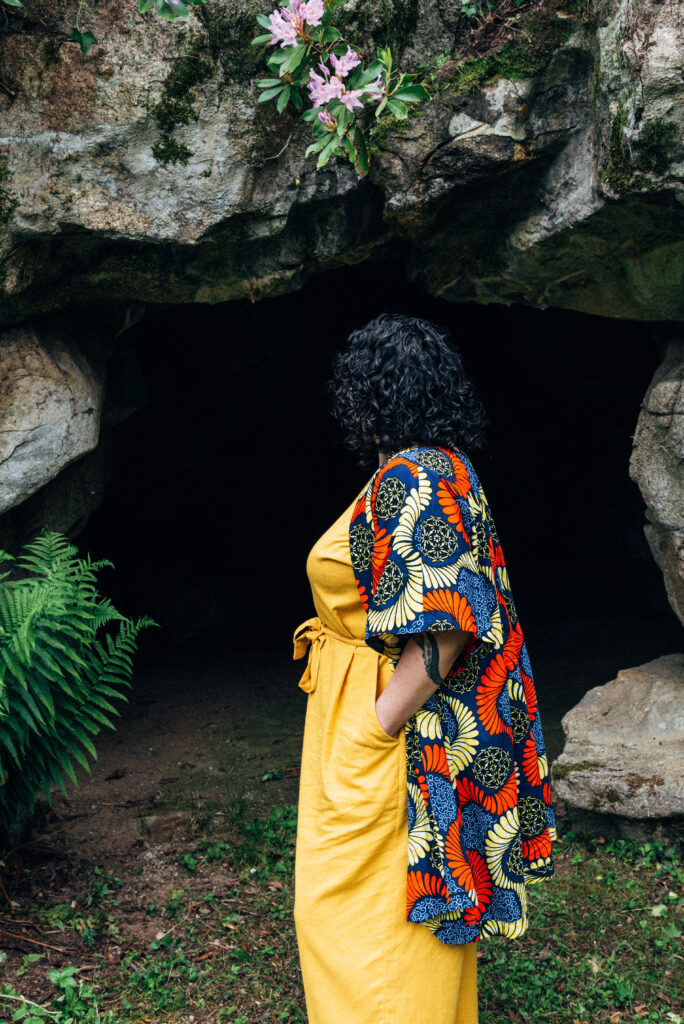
[349,445,557,944]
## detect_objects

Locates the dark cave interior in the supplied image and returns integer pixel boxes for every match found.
[52,259,682,740]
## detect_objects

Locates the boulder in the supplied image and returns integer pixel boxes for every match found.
[551,654,684,823]
[629,340,684,627]
[0,321,104,516]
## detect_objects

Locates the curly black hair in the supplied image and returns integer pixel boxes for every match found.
[329,312,489,468]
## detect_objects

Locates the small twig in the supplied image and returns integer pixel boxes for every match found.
[0,992,59,1020]
[74,0,86,32]
[0,927,96,955]
[256,133,294,165]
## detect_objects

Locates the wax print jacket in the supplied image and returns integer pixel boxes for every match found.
[349,444,557,944]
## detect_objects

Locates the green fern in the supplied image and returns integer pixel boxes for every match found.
[0,528,158,827]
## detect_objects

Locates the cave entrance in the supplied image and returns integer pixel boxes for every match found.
[63,261,681,763]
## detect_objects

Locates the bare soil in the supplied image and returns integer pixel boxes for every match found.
[1,637,306,981]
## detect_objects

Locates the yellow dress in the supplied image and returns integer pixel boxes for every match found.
[293,496,479,1024]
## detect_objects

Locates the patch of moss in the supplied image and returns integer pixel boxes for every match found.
[151,136,194,167]
[366,96,424,158]
[151,33,212,168]
[639,117,679,176]
[591,54,601,111]
[352,0,420,60]
[445,55,491,96]
[600,100,651,195]
[196,4,262,86]
[440,0,580,99]
[0,160,17,229]
[551,760,602,780]
[365,0,587,164]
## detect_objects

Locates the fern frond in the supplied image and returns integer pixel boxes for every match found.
[0,529,157,827]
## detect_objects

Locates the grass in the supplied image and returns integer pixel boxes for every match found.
[0,808,682,1024]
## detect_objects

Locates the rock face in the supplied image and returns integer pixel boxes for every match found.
[629,340,684,628]
[0,321,104,516]
[551,654,684,823]
[0,0,681,327]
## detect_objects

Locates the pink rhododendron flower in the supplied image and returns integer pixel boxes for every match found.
[318,108,337,129]
[300,0,324,24]
[307,66,344,107]
[329,46,361,79]
[268,8,298,47]
[308,58,368,112]
[268,0,324,48]
[340,88,364,112]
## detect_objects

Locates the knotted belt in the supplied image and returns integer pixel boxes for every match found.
[292,615,369,694]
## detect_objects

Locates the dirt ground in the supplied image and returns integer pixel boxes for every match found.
[1,635,306,974]
[1,610,680,994]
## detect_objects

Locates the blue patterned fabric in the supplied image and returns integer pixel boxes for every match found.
[348,445,557,944]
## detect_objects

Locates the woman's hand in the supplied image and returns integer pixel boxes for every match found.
[375,629,472,738]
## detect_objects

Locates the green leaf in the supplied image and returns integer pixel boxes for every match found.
[290,88,303,110]
[391,84,430,102]
[316,135,339,169]
[386,98,408,118]
[0,729,20,764]
[256,78,283,88]
[280,43,306,75]
[374,96,388,118]
[13,699,39,736]
[251,33,272,45]
[300,108,317,121]
[2,0,24,6]
[276,85,291,112]
[258,85,284,102]
[353,59,384,88]
[70,29,98,56]
[378,45,393,73]
[321,26,341,41]
[68,744,91,773]
[305,135,329,157]
[56,751,78,787]
[255,12,272,28]
[267,49,290,65]
[336,107,349,137]
[139,0,154,11]
[341,135,356,163]
[155,0,188,20]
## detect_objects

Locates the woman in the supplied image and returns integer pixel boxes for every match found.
[293,313,557,1024]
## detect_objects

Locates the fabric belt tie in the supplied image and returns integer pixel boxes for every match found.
[293,616,368,694]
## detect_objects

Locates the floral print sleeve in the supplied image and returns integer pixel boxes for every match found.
[349,445,557,945]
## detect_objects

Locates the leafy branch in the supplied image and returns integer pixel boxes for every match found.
[252,0,431,175]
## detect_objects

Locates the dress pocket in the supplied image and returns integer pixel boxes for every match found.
[360,657,402,748]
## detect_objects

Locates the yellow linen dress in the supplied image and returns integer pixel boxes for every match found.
[293,496,479,1024]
